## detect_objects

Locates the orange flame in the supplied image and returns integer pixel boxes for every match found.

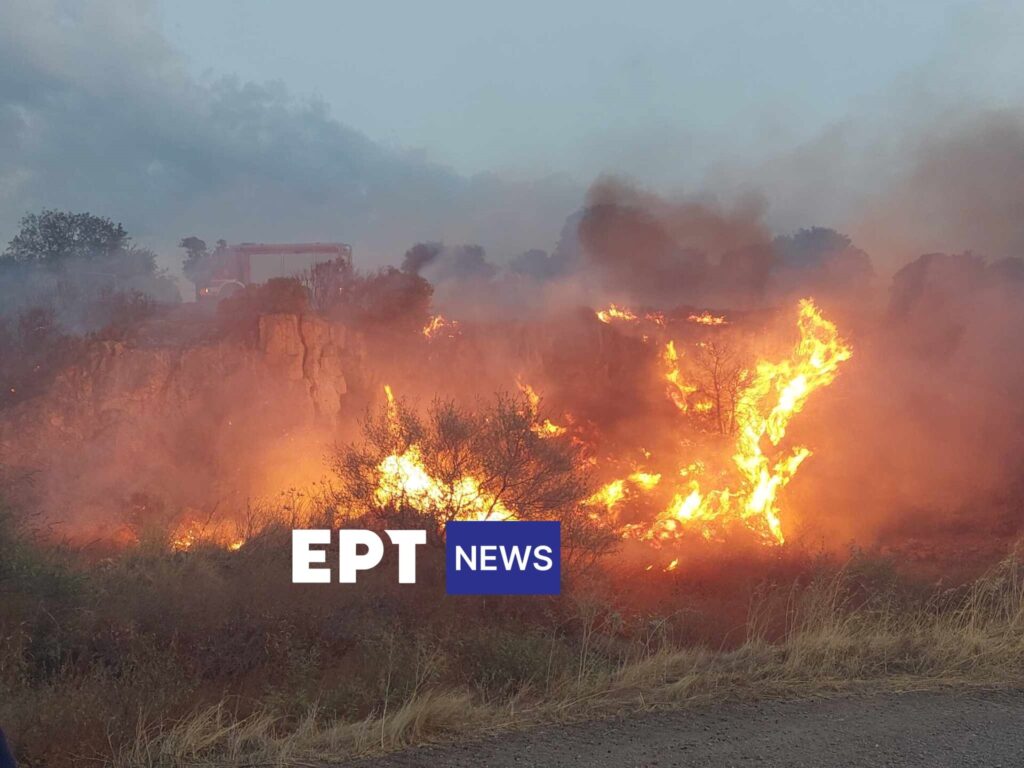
[688,311,728,326]
[596,304,638,324]
[642,298,851,544]
[422,314,459,339]
[374,385,515,521]
[516,377,568,437]
[662,340,697,413]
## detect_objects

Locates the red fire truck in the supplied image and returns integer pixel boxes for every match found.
[194,242,352,300]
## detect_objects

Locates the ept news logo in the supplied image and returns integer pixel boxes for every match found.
[446,521,559,595]
[292,521,560,595]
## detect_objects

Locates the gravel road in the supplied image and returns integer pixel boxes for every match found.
[345,688,1024,767]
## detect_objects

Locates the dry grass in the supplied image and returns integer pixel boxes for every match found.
[109,555,1024,768]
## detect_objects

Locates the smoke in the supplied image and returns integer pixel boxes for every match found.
[0,0,580,270]
[574,178,772,307]
[5,3,1024,556]
[858,112,1024,263]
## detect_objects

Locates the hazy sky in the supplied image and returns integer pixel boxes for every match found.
[155,0,1018,181]
[2,0,1023,269]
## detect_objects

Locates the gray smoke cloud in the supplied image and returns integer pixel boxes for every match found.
[0,0,579,278]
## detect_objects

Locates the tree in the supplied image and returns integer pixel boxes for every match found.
[3,210,129,266]
[337,266,433,332]
[179,236,209,283]
[303,257,354,313]
[691,337,751,436]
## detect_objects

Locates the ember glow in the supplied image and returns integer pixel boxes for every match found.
[169,519,245,552]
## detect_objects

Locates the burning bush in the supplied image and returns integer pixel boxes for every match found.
[332,389,616,564]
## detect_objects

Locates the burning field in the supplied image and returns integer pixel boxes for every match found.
[3,182,1024,766]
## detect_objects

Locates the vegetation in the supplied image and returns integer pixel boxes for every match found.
[1,490,1022,767]
[0,210,185,406]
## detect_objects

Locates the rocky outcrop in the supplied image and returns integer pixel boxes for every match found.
[0,314,357,531]
[258,314,348,416]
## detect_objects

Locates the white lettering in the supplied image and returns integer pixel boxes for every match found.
[292,529,331,583]
[337,530,384,583]
[386,529,426,583]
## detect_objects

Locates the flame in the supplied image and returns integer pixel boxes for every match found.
[662,340,697,413]
[629,471,662,490]
[422,314,459,339]
[170,522,201,552]
[639,299,852,544]
[516,377,568,437]
[596,304,668,327]
[374,385,515,521]
[589,478,626,513]
[688,311,728,326]
[372,300,848,553]
[587,471,662,516]
[169,519,245,552]
[596,303,638,324]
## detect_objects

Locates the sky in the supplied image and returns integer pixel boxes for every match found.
[2,0,1024,273]
[154,0,1016,180]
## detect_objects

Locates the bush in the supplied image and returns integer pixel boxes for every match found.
[216,277,310,340]
[332,392,617,564]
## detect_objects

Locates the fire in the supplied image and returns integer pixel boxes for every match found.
[170,522,201,552]
[662,340,697,413]
[375,385,516,521]
[422,314,459,339]
[374,444,514,521]
[688,310,728,326]
[641,298,851,544]
[516,377,567,437]
[169,519,245,552]
[587,471,662,515]
[596,303,638,324]
[595,303,668,327]
[371,300,849,552]
[629,471,662,490]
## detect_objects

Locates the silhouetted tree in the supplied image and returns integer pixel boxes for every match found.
[3,210,129,266]
[179,236,209,283]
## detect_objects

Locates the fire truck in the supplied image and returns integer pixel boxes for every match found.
[194,242,352,300]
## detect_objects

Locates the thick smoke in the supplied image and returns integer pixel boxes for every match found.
[858,112,1024,264]
[576,178,773,307]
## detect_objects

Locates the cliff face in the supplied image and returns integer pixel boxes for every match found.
[257,314,349,417]
[0,314,357,534]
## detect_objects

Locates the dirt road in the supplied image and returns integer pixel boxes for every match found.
[346,688,1024,767]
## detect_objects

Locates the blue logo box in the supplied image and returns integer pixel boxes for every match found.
[445,521,561,595]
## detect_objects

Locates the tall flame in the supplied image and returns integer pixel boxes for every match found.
[662,340,697,413]
[374,299,849,547]
[637,299,851,544]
